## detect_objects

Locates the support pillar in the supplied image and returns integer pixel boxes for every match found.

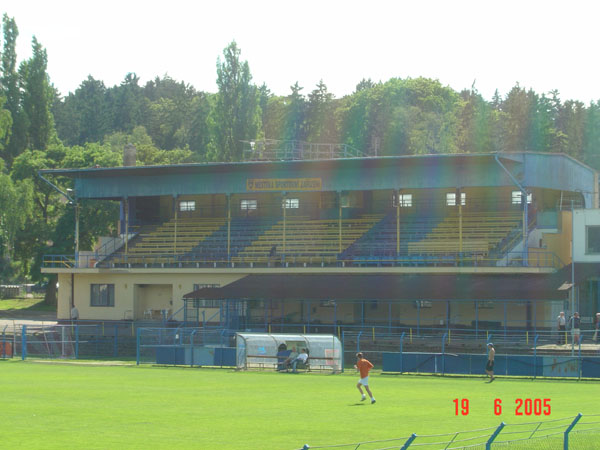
[523,189,529,266]
[282,193,287,258]
[396,190,400,255]
[458,189,463,253]
[124,197,129,255]
[338,192,342,253]
[173,195,178,255]
[227,194,231,261]
[74,200,80,267]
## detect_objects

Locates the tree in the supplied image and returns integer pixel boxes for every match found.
[554,99,585,159]
[19,36,57,151]
[67,76,110,144]
[108,72,145,133]
[500,84,535,152]
[1,14,27,165]
[355,78,375,93]
[283,82,306,142]
[10,148,59,278]
[583,101,600,169]
[0,160,33,261]
[0,94,11,153]
[305,80,337,143]
[213,41,260,161]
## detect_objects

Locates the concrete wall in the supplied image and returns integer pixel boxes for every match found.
[573,209,600,262]
[58,272,246,321]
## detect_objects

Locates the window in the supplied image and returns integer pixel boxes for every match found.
[283,198,299,209]
[414,300,432,308]
[340,193,351,208]
[477,301,495,309]
[179,200,196,212]
[240,199,257,211]
[511,191,532,205]
[90,284,114,307]
[192,284,221,307]
[446,192,466,206]
[393,193,413,207]
[586,226,600,254]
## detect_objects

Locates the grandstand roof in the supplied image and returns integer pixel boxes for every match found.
[183,271,573,302]
[39,152,596,207]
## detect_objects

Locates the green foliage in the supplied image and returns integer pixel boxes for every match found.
[0,94,12,152]
[105,126,196,165]
[283,82,306,142]
[1,14,27,166]
[1,14,599,283]
[62,142,121,169]
[214,41,261,161]
[19,37,56,151]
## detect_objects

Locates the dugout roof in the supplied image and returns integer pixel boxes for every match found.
[39,152,596,207]
[181,267,599,302]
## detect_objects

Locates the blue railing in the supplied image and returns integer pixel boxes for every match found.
[296,414,597,450]
[43,249,564,269]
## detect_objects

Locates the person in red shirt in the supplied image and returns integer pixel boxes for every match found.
[354,352,376,404]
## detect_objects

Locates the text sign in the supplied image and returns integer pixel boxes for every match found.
[246,178,322,191]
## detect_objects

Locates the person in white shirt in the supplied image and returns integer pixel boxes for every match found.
[288,348,309,373]
[71,305,79,322]
[557,311,566,344]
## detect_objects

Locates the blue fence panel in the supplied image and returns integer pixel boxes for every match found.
[382,352,402,372]
[214,347,236,366]
[444,354,478,375]
[581,358,600,378]
[383,352,550,377]
[156,346,186,364]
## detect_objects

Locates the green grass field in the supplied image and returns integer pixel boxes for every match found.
[0,297,53,312]
[1,360,599,449]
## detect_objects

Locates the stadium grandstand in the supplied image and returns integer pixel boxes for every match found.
[40,149,600,339]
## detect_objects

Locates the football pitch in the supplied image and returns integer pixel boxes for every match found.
[1,360,599,449]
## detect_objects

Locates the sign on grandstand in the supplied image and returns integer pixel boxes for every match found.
[246,178,322,191]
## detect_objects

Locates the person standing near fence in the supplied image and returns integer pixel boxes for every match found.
[355,352,376,404]
[569,312,581,345]
[557,311,566,344]
[593,312,600,342]
[71,304,79,324]
[485,343,495,382]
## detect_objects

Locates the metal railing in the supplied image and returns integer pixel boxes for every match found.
[242,140,369,161]
[43,249,564,269]
[295,414,598,450]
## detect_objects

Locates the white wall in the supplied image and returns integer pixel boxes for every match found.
[573,209,600,262]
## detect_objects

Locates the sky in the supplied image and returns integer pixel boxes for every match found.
[3,0,600,103]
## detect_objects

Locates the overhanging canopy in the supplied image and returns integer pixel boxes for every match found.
[182,270,588,302]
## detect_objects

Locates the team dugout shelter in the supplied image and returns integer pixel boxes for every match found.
[40,151,600,333]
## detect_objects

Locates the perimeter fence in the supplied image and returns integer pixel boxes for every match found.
[294,413,600,449]
[2,322,140,360]
[3,324,600,379]
[341,330,600,379]
[136,327,236,367]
